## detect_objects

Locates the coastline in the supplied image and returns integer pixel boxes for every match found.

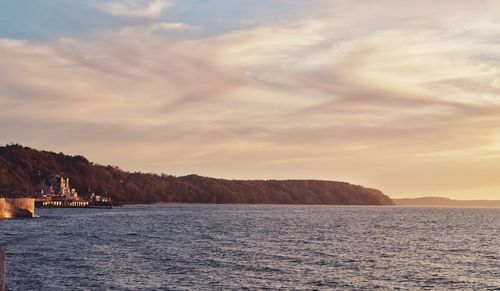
[113,201,500,208]
[394,198,500,208]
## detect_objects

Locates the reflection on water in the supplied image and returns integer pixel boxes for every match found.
[1,205,499,290]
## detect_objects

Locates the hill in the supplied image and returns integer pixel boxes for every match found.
[0,144,393,205]
[394,197,500,208]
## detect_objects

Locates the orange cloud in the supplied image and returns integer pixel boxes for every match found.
[2,1,500,199]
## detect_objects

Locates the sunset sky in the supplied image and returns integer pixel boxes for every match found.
[1,0,500,199]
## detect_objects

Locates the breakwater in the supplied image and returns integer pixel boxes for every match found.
[0,198,35,219]
[35,199,112,209]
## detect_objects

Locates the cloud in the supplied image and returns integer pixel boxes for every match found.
[2,0,500,199]
[118,22,198,36]
[102,0,171,18]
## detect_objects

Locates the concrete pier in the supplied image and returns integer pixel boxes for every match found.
[0,198,35,218]
[0,247,5,291]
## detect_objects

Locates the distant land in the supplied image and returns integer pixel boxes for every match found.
[394,197,500,208]
[0,144,393,205]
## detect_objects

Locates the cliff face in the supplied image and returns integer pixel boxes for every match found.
[0,144,394,205]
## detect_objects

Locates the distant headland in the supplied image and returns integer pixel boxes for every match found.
[0,144,393,205]
[394,197,500,208]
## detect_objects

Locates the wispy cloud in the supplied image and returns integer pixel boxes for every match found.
[118,22,198,36]
[2,0,500,199]
[102,0,171,18]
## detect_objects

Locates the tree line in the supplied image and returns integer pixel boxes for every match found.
[0,144,393,205]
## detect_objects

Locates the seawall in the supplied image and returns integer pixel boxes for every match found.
[0,198,35,219]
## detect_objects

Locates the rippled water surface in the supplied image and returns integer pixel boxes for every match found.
[1,205,499,290]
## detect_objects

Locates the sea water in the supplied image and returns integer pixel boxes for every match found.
[1,204,499,290]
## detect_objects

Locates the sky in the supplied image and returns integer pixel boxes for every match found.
[1,0,500,200]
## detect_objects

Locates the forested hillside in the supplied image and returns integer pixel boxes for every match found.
[0,144,394,205]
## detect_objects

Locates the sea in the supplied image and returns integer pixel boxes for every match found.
[1,204,499,290]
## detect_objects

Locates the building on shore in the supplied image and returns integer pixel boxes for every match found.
[33,174,112,209]
[37,175,79,200]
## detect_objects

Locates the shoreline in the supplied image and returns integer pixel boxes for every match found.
[113,202,500,209]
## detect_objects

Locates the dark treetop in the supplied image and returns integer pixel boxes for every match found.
[0,144,393,205]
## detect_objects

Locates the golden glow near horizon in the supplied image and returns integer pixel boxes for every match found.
[1,0,500,200]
